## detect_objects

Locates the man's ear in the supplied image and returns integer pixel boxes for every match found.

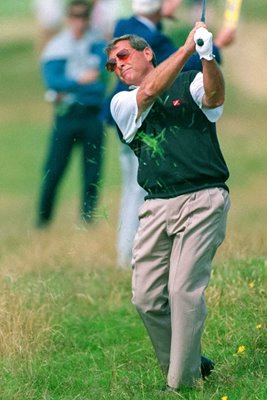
[143,47,154,64]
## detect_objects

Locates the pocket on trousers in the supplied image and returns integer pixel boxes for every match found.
[212,189,230,247]
[218,188,231,213]
[208,188,228,211]
[138,200,153,220]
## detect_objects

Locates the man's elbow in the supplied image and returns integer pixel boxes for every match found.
[137,86,157,115]
[204,92,225,108]
[210,97,225,108]
[139,85,156,102]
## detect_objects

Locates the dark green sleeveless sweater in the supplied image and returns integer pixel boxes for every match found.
[128,70,229,199]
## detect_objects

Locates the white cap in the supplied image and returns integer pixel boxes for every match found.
[132,0,163,16]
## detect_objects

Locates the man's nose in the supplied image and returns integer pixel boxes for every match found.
[116,58,126,69]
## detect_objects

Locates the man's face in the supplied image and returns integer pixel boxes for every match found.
[67,5,89,39]
[107,40,154,86]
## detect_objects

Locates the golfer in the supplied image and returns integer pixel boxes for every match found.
[105,21,230,391]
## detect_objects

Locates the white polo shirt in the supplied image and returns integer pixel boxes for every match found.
[111,72,224,143]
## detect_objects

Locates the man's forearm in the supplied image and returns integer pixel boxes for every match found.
[202,59,225,108]
[42,61,78,92]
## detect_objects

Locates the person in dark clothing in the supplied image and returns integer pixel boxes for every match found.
[107,0,234,268]
[36,0,107,227]
[105,20,230,391]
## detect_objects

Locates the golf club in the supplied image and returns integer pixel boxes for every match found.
[196,0,206,46]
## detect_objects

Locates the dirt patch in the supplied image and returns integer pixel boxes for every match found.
[0,19,37,44]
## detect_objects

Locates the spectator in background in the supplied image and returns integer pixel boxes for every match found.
[33,0,64,51]
[36,0,107,228]
[109,0,235,269]
[90,0,122,40]
[161,0,182,19]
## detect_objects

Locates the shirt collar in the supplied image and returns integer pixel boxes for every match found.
[135,15,157,31]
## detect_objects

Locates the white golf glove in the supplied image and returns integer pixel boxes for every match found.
[194,27,214,61]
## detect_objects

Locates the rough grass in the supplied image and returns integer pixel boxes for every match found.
[0,248,266,399]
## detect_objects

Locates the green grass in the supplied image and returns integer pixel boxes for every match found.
[0,259,266,399]
[0,4,267,400]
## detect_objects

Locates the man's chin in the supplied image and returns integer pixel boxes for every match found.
[121,71,133,85]
[121,78,132,86]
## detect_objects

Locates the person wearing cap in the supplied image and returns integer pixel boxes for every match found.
[36,0,107,227]
[105,20,230,391]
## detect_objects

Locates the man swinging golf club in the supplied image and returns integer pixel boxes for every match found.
[105,15,230,391]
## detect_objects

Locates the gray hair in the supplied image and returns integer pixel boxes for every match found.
[105,34,157,67]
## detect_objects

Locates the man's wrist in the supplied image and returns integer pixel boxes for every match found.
[179,45,194,61]
[201,53,215,61]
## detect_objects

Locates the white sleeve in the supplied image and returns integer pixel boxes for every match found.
[110,88,153,143]
[190,72,224,123]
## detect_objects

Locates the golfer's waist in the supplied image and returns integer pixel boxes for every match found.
[144,182,229,199]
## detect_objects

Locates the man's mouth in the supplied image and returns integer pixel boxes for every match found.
[121,68,131,79]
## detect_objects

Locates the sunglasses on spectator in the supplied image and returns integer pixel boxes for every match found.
[106,49,136,72]
[69,12,89,19]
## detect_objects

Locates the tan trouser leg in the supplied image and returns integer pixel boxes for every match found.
[132,188,230,388]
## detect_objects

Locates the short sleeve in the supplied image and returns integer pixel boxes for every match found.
[190,72,224,123]
[110,88,153,143]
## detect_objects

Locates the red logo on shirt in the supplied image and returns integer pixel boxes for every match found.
[172,99,181,107]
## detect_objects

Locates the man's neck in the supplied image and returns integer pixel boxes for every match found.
[135,15,160,31]
[146,11,161,24]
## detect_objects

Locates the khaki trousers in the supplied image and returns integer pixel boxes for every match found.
[132,188,230,389]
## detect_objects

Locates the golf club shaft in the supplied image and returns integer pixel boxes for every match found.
[200,0,206,22]
[197,0,207,46]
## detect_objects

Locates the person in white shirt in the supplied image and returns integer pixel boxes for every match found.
[105,22,230,391]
